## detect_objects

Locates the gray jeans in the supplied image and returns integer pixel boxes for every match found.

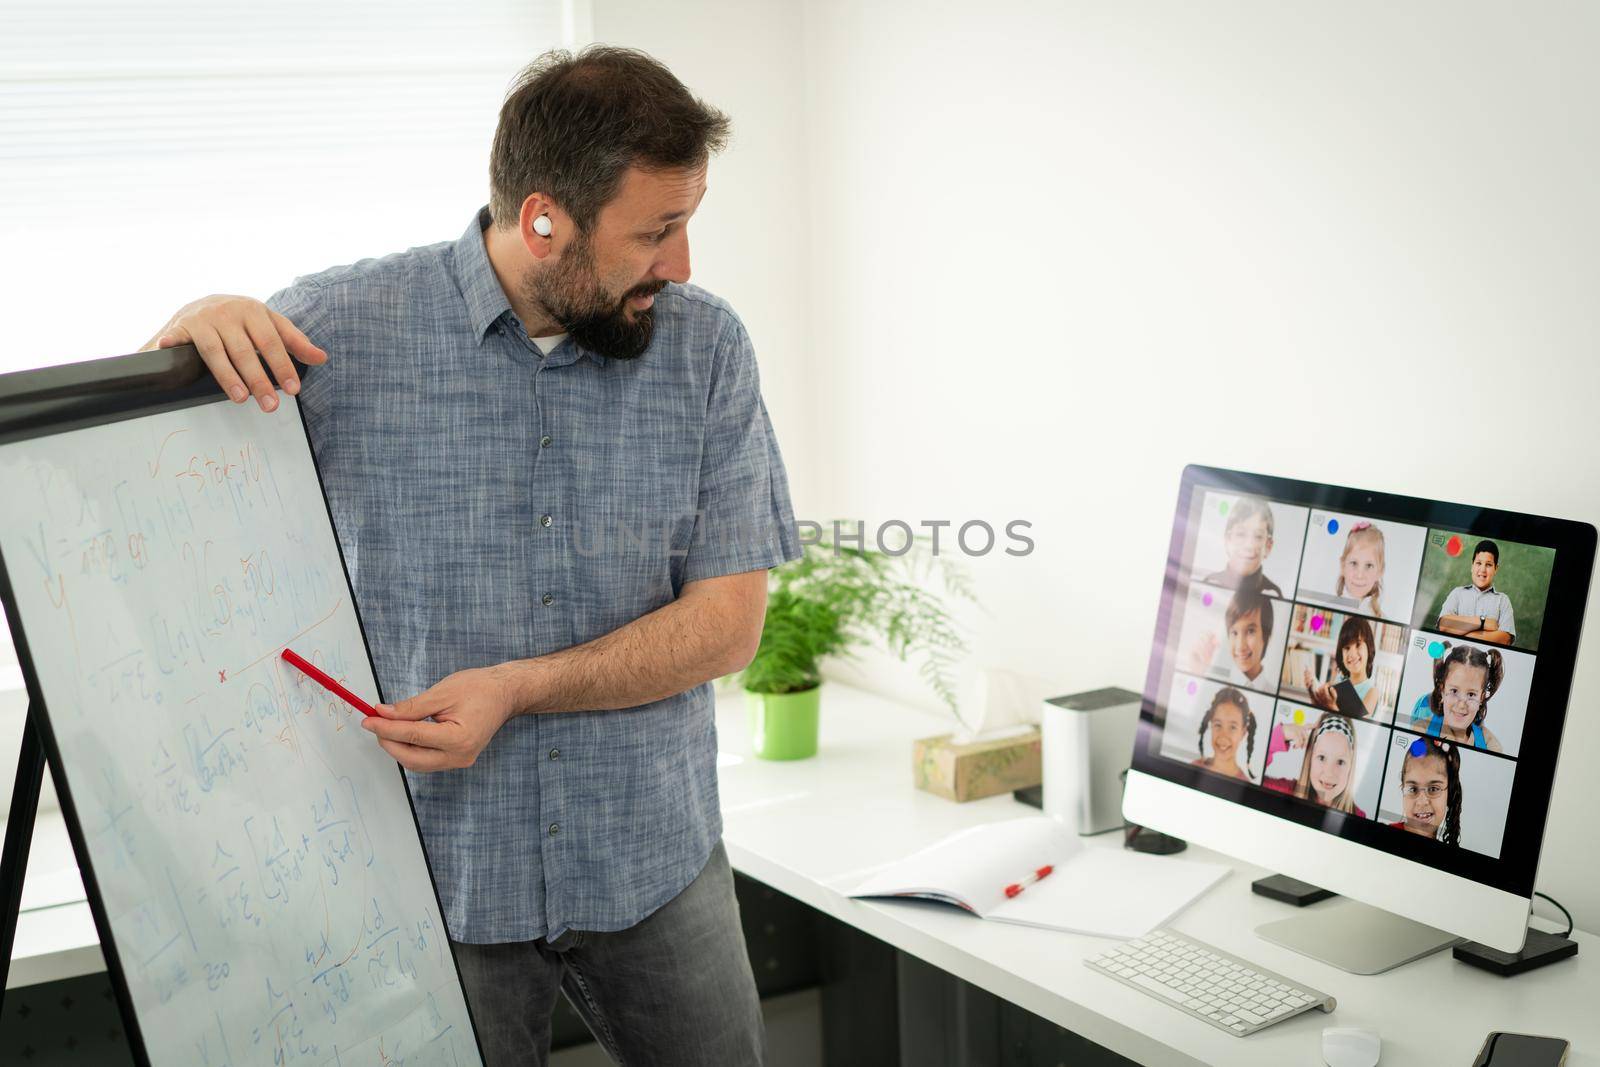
[450,840,766,1066]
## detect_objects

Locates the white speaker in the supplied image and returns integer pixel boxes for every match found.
[1041,687,1141,835]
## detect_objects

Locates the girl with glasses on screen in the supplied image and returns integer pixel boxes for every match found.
[1409,643,1505,753]
[1387,737,1461,846]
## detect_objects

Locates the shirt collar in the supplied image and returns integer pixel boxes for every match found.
[454,206,603,366]
[456,206,514,346]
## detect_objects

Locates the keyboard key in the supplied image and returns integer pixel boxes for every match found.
[1131,974,1188,1004]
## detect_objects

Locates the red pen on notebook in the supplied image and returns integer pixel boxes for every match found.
[280,647,378,718]
[1004,865,1054,899]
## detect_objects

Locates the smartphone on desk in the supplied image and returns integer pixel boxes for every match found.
[1472,1032,1570,1066]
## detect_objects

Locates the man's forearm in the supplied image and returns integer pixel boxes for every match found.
[498,586,758,715]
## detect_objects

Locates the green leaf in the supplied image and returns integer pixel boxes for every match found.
[734,528,977,715]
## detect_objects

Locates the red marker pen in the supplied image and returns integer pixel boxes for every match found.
[280,647,378,718]
[1004,865,1054,899]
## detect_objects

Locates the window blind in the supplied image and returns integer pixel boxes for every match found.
[0,1,580,684]
[0,0,578,374]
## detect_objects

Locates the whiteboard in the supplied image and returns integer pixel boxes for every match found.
[0,396,481,1066]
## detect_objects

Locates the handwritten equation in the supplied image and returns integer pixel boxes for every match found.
[0,399,479,1065]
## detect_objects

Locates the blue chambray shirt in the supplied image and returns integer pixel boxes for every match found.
[266,207,800,943]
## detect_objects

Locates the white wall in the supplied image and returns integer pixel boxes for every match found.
[590,0,813,478]
[608,0,1600,926]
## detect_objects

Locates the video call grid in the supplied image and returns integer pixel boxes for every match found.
[1158,490,1550,858]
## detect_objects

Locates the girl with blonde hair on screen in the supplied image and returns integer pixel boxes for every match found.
[1265,713,1366,817]
[1335,521,1387,617]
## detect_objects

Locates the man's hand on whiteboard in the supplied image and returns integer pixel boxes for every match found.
[145,295,328,413]
[360,667,519,772]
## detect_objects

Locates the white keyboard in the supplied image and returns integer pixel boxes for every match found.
[1085,929,1336,1036]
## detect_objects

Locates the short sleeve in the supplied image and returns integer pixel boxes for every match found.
[681,314,801,584]
[1498,595,1516,643]
[265,278,339,440]
[1438,587,1464,620]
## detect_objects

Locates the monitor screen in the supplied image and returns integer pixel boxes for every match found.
[1135,467,1596,898]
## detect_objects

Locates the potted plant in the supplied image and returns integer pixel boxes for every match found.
[734,533,974,759]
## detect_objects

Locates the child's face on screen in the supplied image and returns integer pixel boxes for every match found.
[1209,703,1245,766]
[1228,610,1265,677]
[1441,663,1488,730]
[1471,552,1499,590]
[1341,542,1382,600]
[1224,515,1272,577]
[1402,755,1448,837]
[1309,731,1352,803]
[1340,637,1369,680]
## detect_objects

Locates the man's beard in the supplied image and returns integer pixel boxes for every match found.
[525,235,665,361]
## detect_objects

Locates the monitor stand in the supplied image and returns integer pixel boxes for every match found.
[1256,898,1463,975]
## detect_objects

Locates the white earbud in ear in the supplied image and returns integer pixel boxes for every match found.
[533,214,552,237]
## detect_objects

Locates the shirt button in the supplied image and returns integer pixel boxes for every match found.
[548,823,560,836]
[540,514,553,528]
[541,592,554,606]
[540,435,553,448]
[549,748,560,760]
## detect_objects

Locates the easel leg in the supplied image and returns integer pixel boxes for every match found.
[1,707,46,1006]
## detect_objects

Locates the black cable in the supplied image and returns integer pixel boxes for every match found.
[1534,891,1573,939]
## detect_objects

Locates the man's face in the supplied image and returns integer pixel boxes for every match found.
[524,164,707,359]
[1471,551,1498,590]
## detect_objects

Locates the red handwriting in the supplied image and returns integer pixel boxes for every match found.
[146,428,190,478]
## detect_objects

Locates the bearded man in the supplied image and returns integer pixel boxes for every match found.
[144,45,797,1067]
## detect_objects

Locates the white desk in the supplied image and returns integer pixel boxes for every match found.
[713,682,1598,1067]
[5,810,101,989]
[10,682,1598,1065]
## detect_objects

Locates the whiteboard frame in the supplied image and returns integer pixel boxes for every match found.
[0,345,487,1066]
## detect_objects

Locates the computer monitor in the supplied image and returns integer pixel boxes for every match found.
[1122,465,1595,972]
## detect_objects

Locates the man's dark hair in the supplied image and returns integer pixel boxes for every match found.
[1473,539,1500,566]
[489,46,731,232]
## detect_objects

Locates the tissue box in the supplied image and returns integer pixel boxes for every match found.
[912,729,1043,803]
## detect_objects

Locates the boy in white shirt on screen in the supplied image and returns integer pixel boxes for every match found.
[1437,539,1516,646]
[1224,590,1274,690]
[1181,589,1274,687]
[1202,496,1284,597]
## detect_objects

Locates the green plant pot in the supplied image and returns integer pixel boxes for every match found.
[744,685,821,760]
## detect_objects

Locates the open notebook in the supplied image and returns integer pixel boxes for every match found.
[848,816,1228,939]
